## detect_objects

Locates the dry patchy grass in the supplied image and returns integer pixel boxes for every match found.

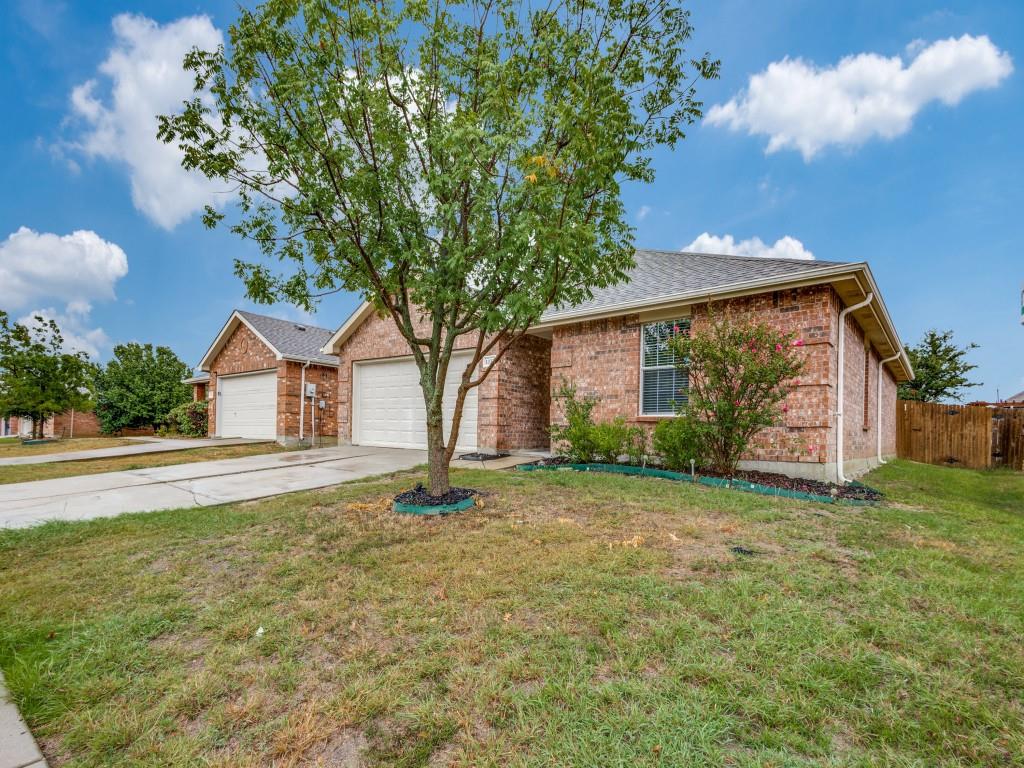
[0,437,139,458]
[0,442,287,485]
[0,461,1022,767]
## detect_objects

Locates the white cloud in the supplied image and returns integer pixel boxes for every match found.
[65,14,227,229]
[1,227,128,359]
[684,233,814,261]
[19,304,110,358]
[0,227,128,311]
[636,205,652,222]
[707,34,1013,160]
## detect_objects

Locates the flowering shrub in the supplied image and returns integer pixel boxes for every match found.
[663,311,805,476]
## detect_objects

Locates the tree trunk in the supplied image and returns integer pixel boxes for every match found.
[425,405,450,497]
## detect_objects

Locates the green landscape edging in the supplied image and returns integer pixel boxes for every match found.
[517,462,879,506]
[393,495,476,515]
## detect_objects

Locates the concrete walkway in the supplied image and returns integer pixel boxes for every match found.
[0,446,425,529]
[0,670,47,768]
[0,437,267,467]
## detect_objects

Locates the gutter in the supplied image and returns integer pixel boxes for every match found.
[877,351,902,464]
[299,360,311,441]
[837,292,874,484]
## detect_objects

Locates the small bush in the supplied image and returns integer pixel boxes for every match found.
[550,382,598,462]
[653,417,705,472]
[624,425,650,467]
[591,418,631,464]
[166,400,208,438]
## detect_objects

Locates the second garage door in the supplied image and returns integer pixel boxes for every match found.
[217,370,278,439]
[353,352,478,451]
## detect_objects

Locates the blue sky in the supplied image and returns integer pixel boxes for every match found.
[1,0,1021,400]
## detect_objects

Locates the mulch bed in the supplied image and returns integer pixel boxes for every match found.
[394,484,477,506]
[524,458,883,502]
[458,452,511,461]
[700,468,884,502]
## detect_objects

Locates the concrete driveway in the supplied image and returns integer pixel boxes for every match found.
[0,436,266,466]
[0,446,425,529]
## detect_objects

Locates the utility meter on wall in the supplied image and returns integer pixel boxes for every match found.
[304,383,317,397]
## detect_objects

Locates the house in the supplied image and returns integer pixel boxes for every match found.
[1007,390,1024,404]
[321,250,912,482]
[192,310,339,444]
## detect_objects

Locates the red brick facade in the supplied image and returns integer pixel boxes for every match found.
[44,409,102,438]
[548,285,899,480]
[206,323,338,444]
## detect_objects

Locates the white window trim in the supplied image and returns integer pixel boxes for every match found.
[639,318,689,417]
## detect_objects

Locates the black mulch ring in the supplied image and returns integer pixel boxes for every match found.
[458,452,511,461]
[394,484,477,506]
[699,468,884,502]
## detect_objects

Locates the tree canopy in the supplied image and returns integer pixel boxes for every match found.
[160,0,718,493]
[898,329,981,403]
[0,311,96,439]
[94,343,192,434]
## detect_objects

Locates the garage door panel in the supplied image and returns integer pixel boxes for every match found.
[354,353,477,451]
[218,370,277,439]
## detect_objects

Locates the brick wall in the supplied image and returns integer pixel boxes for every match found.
[548,285,900,477]
[207,322,338,443]
[335,308,549,450]
[45,409,102,438]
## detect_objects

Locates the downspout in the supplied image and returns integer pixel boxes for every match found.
[877,351,901,464]
[836,292,874,484]
[299,360,311,442]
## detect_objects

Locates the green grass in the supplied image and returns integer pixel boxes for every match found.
[0,460,1021,767]
[0,437,139,458]
[0,442,286,484]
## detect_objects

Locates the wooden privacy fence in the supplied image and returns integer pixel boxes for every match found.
[896,401,1024,470]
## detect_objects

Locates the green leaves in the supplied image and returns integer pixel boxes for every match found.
[0,312,97,437]
[898,329,981,403]
[94,343,192,434]
[158,0,717,490]
[667,311,806,476]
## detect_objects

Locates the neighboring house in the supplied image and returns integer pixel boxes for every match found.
[43,409,102,438]
[193,310,339,444]
[2,416,24,437]
[322,251,913,482]
[1007,390,1024,404]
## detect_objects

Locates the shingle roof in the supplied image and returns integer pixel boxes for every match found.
[1007,390,1024,403]
[539,249,851,322]
[238,310,339,365]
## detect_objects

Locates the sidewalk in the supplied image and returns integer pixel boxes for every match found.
[0,437,265,467]
[0,671,47,768]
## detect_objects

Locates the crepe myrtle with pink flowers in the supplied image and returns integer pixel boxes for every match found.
[656,310,806,477]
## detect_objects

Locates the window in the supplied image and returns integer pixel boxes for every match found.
[641,318,689,415]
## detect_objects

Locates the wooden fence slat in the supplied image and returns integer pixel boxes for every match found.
[895,401,1007,470]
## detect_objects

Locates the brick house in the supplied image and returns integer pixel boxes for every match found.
[192,311,339,445]
[321,251,912,482]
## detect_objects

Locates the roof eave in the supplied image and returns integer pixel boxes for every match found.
[322,302,375,354]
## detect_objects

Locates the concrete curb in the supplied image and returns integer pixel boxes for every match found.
[0,670,48,768]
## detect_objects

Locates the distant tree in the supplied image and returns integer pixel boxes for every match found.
[898,329,981,403]
[94,343,191,433]
[159,0,719,496]
[0,311,96,439]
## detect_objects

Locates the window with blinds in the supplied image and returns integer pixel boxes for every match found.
[641,318,689,415]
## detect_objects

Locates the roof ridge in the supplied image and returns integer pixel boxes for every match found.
[635,248,849,266]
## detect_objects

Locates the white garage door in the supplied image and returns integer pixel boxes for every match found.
[217,370,277,439]
[353,352,478,451]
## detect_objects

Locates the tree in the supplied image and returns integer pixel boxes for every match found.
[898,329,981,403]
[654,313,805,477]
[159,0,718,494]
[94,343,192,434]
[0,312,96,439]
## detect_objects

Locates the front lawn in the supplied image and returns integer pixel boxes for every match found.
[0,442,287,485]
[0,460,1021,766]
[0,436,139,458]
